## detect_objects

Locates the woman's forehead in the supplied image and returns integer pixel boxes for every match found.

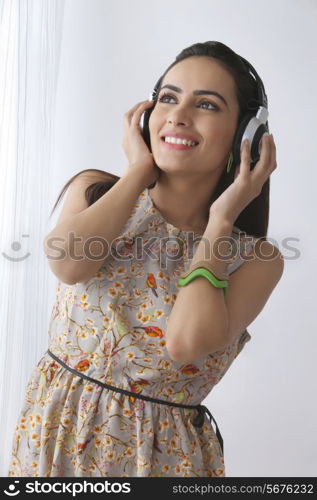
[162,57,234,89]
[160,58,236,102]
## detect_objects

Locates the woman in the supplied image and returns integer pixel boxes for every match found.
[8,41,284,477]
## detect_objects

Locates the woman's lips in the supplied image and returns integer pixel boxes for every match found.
[160,138,199,151]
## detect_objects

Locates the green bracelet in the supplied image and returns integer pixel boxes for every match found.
[178,267,228,297]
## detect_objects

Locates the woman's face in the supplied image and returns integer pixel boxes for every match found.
[148,56,240,177]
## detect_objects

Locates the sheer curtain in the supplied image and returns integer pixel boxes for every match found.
[0,0,65,475]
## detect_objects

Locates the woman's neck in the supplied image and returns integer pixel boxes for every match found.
[148,179,214,233]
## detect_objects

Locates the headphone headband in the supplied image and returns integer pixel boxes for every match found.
[237,55,268,109]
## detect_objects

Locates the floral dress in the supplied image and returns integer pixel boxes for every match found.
[8,187,257,477]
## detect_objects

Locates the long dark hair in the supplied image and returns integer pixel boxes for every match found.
[49,169,120,219]
[50,41,269,240]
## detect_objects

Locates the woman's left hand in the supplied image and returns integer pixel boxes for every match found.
[210,134,277,224]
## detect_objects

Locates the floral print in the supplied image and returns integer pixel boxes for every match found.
[8,187,256,477]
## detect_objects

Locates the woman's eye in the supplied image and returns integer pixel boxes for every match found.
[158,93,175,104]
[200,101,218,110]
[157,93,218,111]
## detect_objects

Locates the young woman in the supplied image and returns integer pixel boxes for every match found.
[8,41,284,477]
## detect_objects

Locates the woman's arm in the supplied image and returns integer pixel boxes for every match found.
[165,216,233,362]
[44,98,158,285]
[165,216,284,363]
[43,168,148,285]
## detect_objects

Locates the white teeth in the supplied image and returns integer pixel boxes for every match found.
[164,136,197,147]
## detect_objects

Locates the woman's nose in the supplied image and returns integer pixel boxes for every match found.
[167,112,191,126]
[168,118,186,126]
[167,103,192,126]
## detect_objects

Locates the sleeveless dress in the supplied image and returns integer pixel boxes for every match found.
[8,187,257,477]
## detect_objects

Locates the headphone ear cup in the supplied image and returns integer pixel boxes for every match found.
[232,114,269,169]
[141,104,155,152]
[140,77,162,151]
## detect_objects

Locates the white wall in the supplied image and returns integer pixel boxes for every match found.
[3,0,317,476]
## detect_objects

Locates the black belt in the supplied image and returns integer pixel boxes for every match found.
[46,349,224,455]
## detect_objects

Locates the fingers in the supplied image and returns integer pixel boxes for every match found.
[240,138,251,176]
[125,100,149,115]
[258,134,276,172]
[251,134,277,189]
[131,100,155,127]
[269,135,277,171]
[240,134,276,176]
[124,100,155,125]
[259,134,272,166]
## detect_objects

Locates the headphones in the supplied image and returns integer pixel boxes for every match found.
[140,54,270,170]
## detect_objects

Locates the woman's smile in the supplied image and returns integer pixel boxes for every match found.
[160,137,200,151]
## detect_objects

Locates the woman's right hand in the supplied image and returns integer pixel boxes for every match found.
[122,100,161,186]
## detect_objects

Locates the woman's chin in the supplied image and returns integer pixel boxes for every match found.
[154,159,189,173]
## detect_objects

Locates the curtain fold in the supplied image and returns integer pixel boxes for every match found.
[0,0,65,475]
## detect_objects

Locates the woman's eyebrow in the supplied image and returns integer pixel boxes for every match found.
[159,84,228,108]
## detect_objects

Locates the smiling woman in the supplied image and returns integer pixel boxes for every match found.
[140,43,270,236]
[8,41,283,479]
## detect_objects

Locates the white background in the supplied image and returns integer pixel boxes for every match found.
[1,0,316,477]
